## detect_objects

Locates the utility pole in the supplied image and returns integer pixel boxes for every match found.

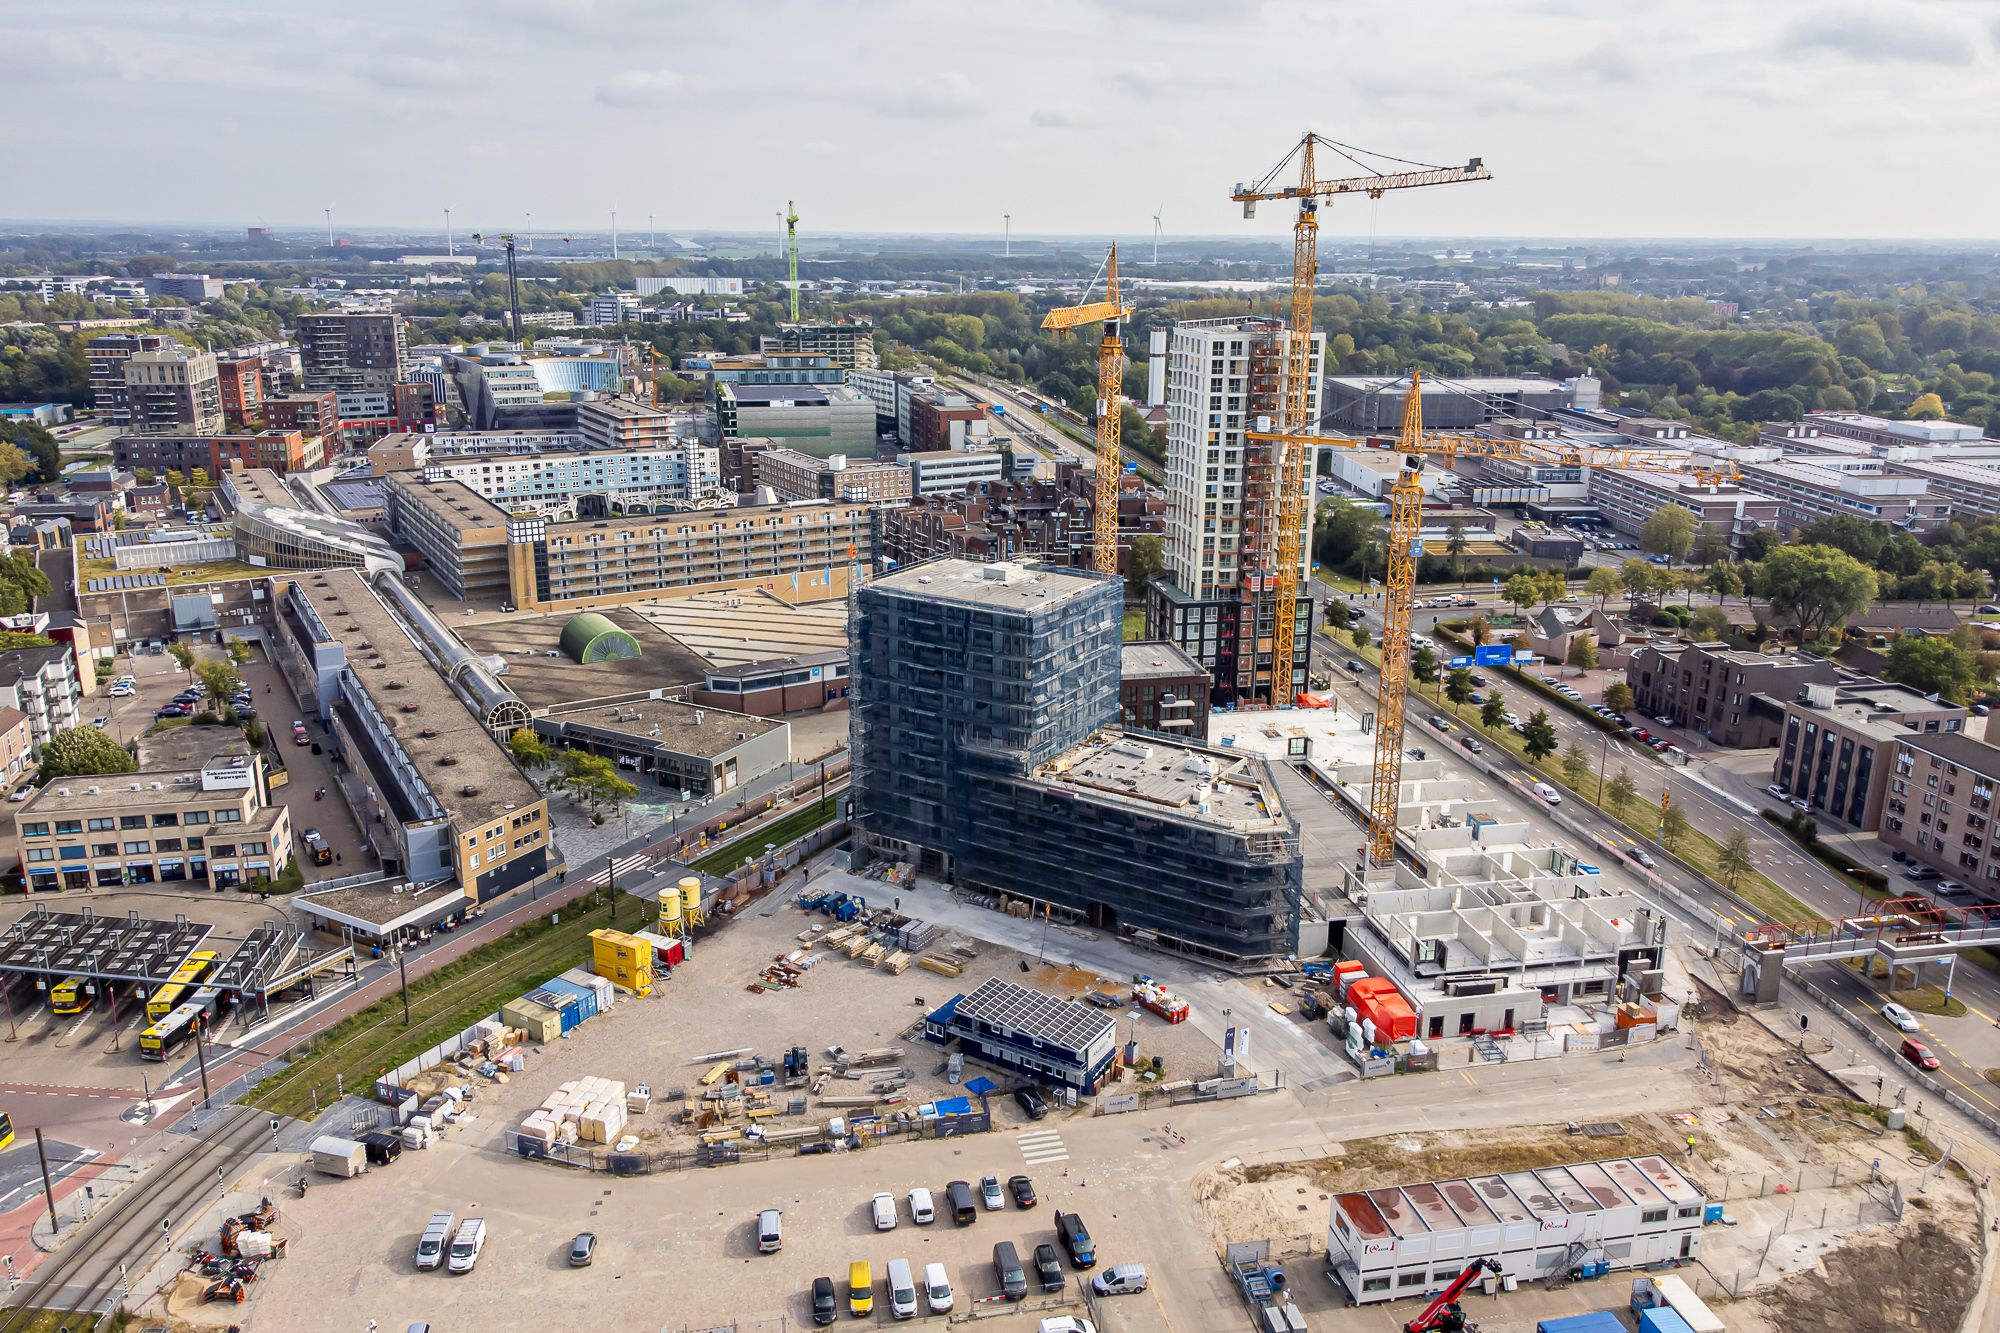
[193,1015,213,1109]
[397,947,410,1027]
[35,1129,58,1235]
[607,854,617,924]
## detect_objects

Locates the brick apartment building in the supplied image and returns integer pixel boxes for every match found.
[1880,732,2000,894]
[1772,676,1969,828]
[1626,641,1837,747]
[215,356,266,430]
[264,391,339,440]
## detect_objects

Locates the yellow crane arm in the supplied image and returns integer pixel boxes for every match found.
[1034,245,1129,577]
[1040,300,1131,333]
[1233,160,1490,207]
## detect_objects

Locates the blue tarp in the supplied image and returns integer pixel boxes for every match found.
[964,1076,997,1096]
[1538,1315,1626,1333]
[930,1097,973,1116]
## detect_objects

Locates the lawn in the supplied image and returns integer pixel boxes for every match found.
[79,554,272,588]
[1122,608,1147,641]
[687,795,841,877]
[248,888,647,1120]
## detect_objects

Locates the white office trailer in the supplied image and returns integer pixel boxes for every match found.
[1326,1156,1706,1305]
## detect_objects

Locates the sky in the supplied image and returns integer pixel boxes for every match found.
[9,0,2000,242]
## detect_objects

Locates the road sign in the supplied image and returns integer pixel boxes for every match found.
[1448,655,1475,669]
[1474,645,1515,666]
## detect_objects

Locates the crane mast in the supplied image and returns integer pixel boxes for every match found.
[1369,374,1429,865]
[786,200,801,322]
[1039,244,1134,575]
[1233,134,1490,706]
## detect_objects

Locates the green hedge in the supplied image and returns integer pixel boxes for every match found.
[1435,622,1628,738]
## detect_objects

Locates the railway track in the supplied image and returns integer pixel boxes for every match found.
[0,1105,267,1330]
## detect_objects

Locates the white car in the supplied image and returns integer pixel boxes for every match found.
[979,1175,1005,1211]
[1767,784,1786,799]
[1880,1002,1920,1033]
[1038,1320,1098,1333]
[870,1192,898,1231]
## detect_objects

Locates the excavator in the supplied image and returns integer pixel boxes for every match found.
[1404,1256,1501,1333]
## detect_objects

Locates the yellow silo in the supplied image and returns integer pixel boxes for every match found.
[657,880,683,934]
[680,875,705,927]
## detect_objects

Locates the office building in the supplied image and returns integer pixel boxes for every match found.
[269,570,549,900]
[0,645,82,749]
[221,468,403,574]
[123,346,223,436]
[367,429,584,476]
[1773,676,1968,828]
[533,696,789,802]
[1805,411,1986,451]
[678,352,844,386]
[576,397,677,451]
[1882,460,2000,523]
[755,449,912,504]
[1327,1156,1705,1306]
[382,473,514,599]
[13,743,293,892]
[1146,317,1322,706]
[849,368,934,441]
[852,559,1302,961]
[143,273,224,302]
[715,382,876,459]
[923,978,1118,1093]
[1627,642,1836,747]
[1119,642,1210,744]
[580,290,642,326]
[1322,374,1577,433]
[215,356,266,430]
[1732,457,1947,534]
[902,449,1004,496]
[1881,733,2000,891]
[448,351,580,432]
[1588,471,1780,553]
[414,444,723,517]
[907,390,989,453]
[638,276,745,297]
[298,313,407,396]
[759,321,876,369]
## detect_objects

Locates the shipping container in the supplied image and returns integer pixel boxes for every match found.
[1536,1315,1625,1333]
[540,977,602,1023]
[501,997,562,1044]
[1638,1308,1697,1333]
[310,1135,367,1178]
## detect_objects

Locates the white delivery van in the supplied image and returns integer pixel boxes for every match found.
[908,1187,935,1224]
[886,1257,918,1319]
[1531,781,1562,804]
[923,1261,954,1313]
[447,1217,486,1274]
[414,1211,454,1270]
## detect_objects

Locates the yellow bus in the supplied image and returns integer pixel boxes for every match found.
[50,976,91,1015]
[0,1110,14,1151]
[139,987,219,1061]
[146,950,219,1023]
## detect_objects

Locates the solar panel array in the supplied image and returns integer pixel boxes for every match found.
[84,573,167,593]
[951,977,1114,1056]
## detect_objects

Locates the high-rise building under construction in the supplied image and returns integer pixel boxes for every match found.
[1145,317,1324,706]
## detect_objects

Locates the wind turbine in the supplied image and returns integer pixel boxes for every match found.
[1152,204,1164,265]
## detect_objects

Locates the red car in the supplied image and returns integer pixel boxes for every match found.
[1900,1038,1940,1072]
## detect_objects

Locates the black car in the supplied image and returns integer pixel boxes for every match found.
[155,703,191,719]
[1008,1174,1037,1208]
[1013,1087,1048,1120]
[810,1275,837,1325]
[1032,1243,1064,1292]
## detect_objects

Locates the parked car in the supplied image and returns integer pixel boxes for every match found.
[992,1242,1027,1301]
[6,788,29,802]
[155,703,191,719]
[1904,865,1942,882]
[1900,1038,1940,1072]
[1459,736,1483,754]
[871,1192,898,1231]
[979,1175,1005,1211]
[757,1208,783,1253]
[810,1275,837,1326]
[1653,715,1675,726]
[908,1187,935,1225]
[1881,1002,1920,1033]
[1008,1174,1037,1208]
[1767,784,1787,799]
[1038,1319,1097,1333]
[1091,1263,1150,1297]
[568,1232,596,1267]
[1054,1210,1096,1268]
[923,1262,954,1314]
[1033,1243,1064,1291]
[1014,1086,1049,1119]
[1789,798,1812,813]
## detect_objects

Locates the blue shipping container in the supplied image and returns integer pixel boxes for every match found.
[1639,1309,1696,1333]
[1538,1316,1626,1333]
[540,976,602,1024]
[523,985,586,1035]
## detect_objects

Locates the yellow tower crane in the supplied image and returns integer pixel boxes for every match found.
[1250,375,1715,865]
[1231,134,1490,706]
[1039,244,1134,576]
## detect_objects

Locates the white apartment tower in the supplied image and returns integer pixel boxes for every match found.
[1147,316,1323,706]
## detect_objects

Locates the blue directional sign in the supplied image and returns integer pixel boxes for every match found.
[1448,655,1475,669]
[1474,645,1515,666]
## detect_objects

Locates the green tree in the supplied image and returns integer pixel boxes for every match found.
[1909,391,1946,419]
[226,639,252,667]
[1561,741,1592,791]
[1691,527,1732,569]
[1124,534,1165,603]
[1689,606,1732,642]
[1604,681,1635,713]
[1504,572,1539,613]
[193,659,242,711]
[0,631,54,649]
[1468,616,1492,646]
[1445,667,1475,710]
[1537,570,1569,606]
[1884,635,1989,704]
[1411,644,1439,687]
[1755,543,1879,640]
[508,728,554,769]
[1586,566,1622,608]
[1706,562,1745,605]
[1639,506,1696,566]
[0,421,60,484]
[1621,559,1659,608]
[1351,625,1370,651]
[1480,694,1507,731]
[1606,769,1637,813]
[1716,831,1755,891]
[0,442,30,485]
[1522,710,1559,762]
[1659,804,1689,851]
[37,726,137,781]
[554,749,632,818]
[1445,520,1467,585]
[1566,635,1598,674]
[168,641,196,680]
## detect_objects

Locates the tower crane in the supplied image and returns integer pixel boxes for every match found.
[1251,372,1725,866]
[1039,244,1133,576]
[785,200,801,322]
[469,232,524,342]
[1231,133,1490,707]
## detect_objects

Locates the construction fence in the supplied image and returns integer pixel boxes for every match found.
[1690,1178,1903,1299]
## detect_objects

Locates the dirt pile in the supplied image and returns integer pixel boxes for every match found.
[1738,1217,1977,1333]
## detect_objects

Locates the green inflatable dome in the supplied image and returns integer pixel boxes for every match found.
[558,612,641,664]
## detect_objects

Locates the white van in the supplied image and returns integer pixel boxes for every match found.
[871,1192,898,1231]
[1531,781,1562,805]
[908,1187,935,1225]
[923,1261,954,1313]
[1091,1262,1150,1296]
[886,1258,918,1319]
[414,1210,454,1270]
[446,1217,486,1274]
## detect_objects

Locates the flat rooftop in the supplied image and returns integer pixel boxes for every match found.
[1334,1155,1702,1237]
[306,569,541,827]
[578,396,669,422]
[869,558,1111,613]
[727,383,832,406]
[546,697,785,757]
[1121,641,1206,682]
[297,877,470,931]
[134,727,255,771]
[383,472,512,533]
[622,590,850,667]
[456,609,711,711]
[1033,731,1285,832]
[223,468,301,511]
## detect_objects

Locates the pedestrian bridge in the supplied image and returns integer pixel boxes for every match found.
[1738,898,2000,1003]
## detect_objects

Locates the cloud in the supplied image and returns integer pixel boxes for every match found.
[595,68,681,108]
[1030,106,1093,129]
[1781,9,1974,65]
[880,71,980,118]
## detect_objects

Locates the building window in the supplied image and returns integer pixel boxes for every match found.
[1397,1272,1427,1288]
[122,841,149,855]
[1641,1208,1668,1224]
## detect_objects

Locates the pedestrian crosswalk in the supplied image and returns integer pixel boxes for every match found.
[1017,1129,1069,1165]
[585,854,652,888]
